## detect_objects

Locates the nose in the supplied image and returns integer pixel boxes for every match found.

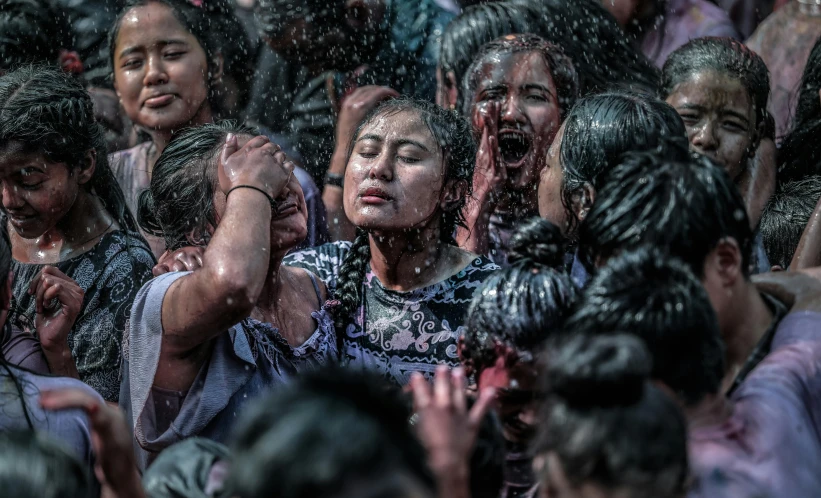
[142,53,169,88]
[367,153,394,181]
[691,120,719,152]
[2,182,25,210]
[501,94,526,127]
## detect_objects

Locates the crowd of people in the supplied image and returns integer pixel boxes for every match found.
[0,0,820,497]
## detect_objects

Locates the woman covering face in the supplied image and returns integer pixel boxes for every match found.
[458,34,578,266]
[285,98,499,386]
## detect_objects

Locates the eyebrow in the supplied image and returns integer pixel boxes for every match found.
[522,83,556,98]
[119,39,189,58]
[357,135,432,152]
[676,104,750,124]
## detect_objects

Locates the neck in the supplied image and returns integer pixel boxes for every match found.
[722,283,773,378]
[146,105,214,171]
[685,392,734,431]
[11,191,114,263]
[368,226,452,292]
[496,184,538,217]
[253,250,288,314]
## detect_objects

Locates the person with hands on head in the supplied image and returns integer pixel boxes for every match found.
[323,85,399,242]
[0,66,155,402]
[458,34,578,265]
[121,122,337,469]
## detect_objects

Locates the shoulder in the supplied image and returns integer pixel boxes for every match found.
[108,142,151,175]
[284,241,352,286]
[688,0,739,37]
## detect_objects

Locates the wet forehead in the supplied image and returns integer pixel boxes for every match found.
[115,3,198,55]
[357,111,439,151]
[670,70,752,112]
[476,51,556,91]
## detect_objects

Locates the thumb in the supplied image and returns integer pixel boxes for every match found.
[220,133,239,166]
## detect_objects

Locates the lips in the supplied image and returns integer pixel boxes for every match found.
[143,93,175,109]
[498,130,532,168]
[6,213,36,227]
[359,186,392,204]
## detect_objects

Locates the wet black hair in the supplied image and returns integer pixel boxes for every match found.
[662,37,773,139]
[564,247,725,406]
[558,91,686,235]
[469,402,505,498]
[535,333,688,498]
[439,2,541,112]
[333,98,477,336]
[138,121,257,250]
[108,0,224,103]
[0,0,73,71]
[224,367,435,498]
[0,431,92,498]
[462,34,579,120]
[760,176,821,270]
[578,138,753,277]
[0,66,139,234]
[255,0,345,40]
[778,37,821,183]
[512,0,660,94]
[462,218,579,378]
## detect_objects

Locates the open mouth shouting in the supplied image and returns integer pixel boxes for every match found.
[498,130,533,169]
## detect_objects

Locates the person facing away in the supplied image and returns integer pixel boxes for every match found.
[565,246,821,497]
[0,66,155,402]
[121,122,337,469]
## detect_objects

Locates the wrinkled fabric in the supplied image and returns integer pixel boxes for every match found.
[285,241,499,385]
[10,231,155,402]
[142,438,231,498]
[121,270,338,469]
[746,2,821,139]
[0,324,49,375]
[643,0,740,67]
[688,311,821,498]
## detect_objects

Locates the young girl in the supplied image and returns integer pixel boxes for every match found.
[286,98,498,385]
[108,0,325,257]
[121,122,337,468]
[0,66,154,402]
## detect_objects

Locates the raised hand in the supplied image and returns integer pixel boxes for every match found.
[29,266,83,378]
[218,134,295,200]
[153,246,205,276]
[471,101,506,204]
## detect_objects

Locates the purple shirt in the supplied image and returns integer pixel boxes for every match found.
[643,0,740,67]
[688,311,821,497]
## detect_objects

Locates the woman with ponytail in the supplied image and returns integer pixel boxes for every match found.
[0,66,154,402]
[459,217,578,498]
[285,98,499,385]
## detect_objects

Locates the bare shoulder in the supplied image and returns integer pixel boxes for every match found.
[284,265,329,304]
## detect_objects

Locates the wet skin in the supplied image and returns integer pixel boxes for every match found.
[478,356,540,444]
[666,70,757,180]
[537,122,569,232]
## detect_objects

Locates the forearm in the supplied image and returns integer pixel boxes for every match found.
[323,149,356,241]
[41,344,80,379]
[456,195,494,256]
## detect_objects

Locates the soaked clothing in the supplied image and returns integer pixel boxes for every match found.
[10,230,154,402]
[717,0,776,38]
[284,241,499,385]
[688,311,821,498]
[1,324,49,375]
[109,142,327,258]
[642,0,739,67]
[0,366,101,483]
[121,270,338,469]
[747,2,821,139]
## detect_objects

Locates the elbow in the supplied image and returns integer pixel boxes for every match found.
[210,269,261,318]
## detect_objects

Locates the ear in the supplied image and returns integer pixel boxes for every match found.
[708,238,744,288]
[571,183,596,223]
[77,149,97,185]
[210,52,225,85]
[446,71,458,111]
[440,178,468,212]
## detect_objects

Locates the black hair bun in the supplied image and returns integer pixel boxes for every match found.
[546,333,650,409]
[507,217,567,268]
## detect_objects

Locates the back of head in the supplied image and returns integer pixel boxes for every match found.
[224,368,435,498]
[512,0,660,95]
[560,91,686,192]
[138,121,257,250]
[564,247,725,406]
[662,37,771,137]
[578,138,753,277]
[0,0,73,71]
[0,431,91,498]
[536,333,688,498]
[779,37,821,183]
[760,176,821,270]
[0,65,138,232]
[462,34,579,118]
[462,218,579,377]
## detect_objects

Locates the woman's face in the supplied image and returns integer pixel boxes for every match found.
[0,144,86,239]
[537,123,569,231]
[469,50,562,192]
[113,2,213,134]
[213,136,308,252]
[343,110,455,233]
[666,70,755,180]
[477,357,540,445]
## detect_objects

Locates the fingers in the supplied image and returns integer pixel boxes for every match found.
[152,262,171,277]
[468,385,496,429]
[433,365,452,408]
[410,372,432,410]
[220,133,239,166]
[452,367,467,414]
[40,389,101,417]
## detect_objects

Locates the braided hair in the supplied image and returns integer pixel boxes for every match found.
[333,98,477,335]
[462,34,579,120]
[0,65,139,234]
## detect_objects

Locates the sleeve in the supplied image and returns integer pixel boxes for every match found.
[283,241,351,291]
[73,246,155,402]
[1,326,50,375]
